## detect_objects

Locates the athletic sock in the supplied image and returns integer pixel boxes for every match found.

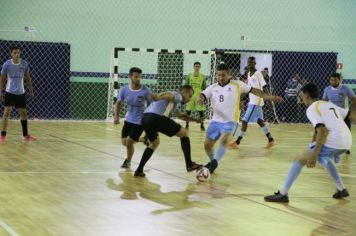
[21,120,28,136]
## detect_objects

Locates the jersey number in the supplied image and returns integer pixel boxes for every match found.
[329,108,339,118]
[219,95,224,102]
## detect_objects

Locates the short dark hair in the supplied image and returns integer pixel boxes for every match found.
[180,85,194,93]
[330,72,341,79]
[194,61,201,66]
[301,83,319,99]
[248,56,256,61]
[264,67,268,71]
[10,46,20,52]
[217,63,229,72]
[129,67,142,75]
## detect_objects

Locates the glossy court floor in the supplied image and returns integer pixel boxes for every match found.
[0,121,355,236]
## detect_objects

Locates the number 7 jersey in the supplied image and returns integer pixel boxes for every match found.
[306,101,352,150]
[202,80,252,123]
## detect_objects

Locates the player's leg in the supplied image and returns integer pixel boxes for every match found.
[256,116,274,149]
[264,147,311,202]
[120,122,130,168]
[1,92,15,141]
[185,111,191,129]
[205,121,236,173]
[134,114,160,177]
[174,125,202,172]
[121,122,144,169]
[231,105,255,148]
[1,106,12,142]
[17,94,36,141]
[318,148,349,199]
[203,121,219,173]
[197,102,206,131]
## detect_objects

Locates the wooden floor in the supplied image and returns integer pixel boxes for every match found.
[0,120,355,236]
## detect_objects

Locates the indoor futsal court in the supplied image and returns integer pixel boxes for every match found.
[1,1,356,236]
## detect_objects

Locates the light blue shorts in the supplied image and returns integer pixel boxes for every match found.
[206,121,237,141]
[242,104,264,122]
[309,142,347,165]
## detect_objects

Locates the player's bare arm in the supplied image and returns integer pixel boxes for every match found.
[24,72,34,100]
[114,100,122,124]
[306,125,327,168]
[176,111,204,123]
[0,73,6,101]
[251,88,283,103]
[150,92,175,102]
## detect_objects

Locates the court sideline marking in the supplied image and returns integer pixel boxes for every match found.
[0,219,18,236]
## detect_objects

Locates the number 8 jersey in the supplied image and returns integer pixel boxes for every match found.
[202,80,252,123]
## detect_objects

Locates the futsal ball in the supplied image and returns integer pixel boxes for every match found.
[196,167,210,182]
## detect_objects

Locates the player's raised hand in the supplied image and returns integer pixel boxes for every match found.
[113,116,120,125]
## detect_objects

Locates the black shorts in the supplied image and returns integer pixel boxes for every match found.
[142,113,182,142]
[121,121,144,142]
[4,92,26,109]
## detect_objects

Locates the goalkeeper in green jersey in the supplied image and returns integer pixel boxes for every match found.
[185,61,206,131]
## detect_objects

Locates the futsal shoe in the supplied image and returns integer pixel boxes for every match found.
[186,162,203,172]
[345,150,351,155]
[22,135,37,141]
[264,191,289,203]
[0,135,7,142]
[134,171,146,177]
[229,141,240,149]
[265,139,275,149]
[121,160,131,169]
[333,189,350,199]
[205,159,218,174]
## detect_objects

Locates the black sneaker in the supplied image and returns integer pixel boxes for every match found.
[121,160,131,169]
[333,189,349,199]
[134,170,146,177]
[200,125,205,131]
[186,162,203,172]
[205,159,218,174]
[264,191,289,203]
[346,150,351,155]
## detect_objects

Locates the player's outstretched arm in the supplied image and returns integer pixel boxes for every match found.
[250,88,283,103]
[150,92,175,102]
[176,111,204,123]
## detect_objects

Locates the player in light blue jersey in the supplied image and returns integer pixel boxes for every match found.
[0,46,36,142]
[323,72,356,154]
[114,67,151,168]
[134,85,203,177]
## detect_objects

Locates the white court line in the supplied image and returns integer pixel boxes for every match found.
[0,219,18,236]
